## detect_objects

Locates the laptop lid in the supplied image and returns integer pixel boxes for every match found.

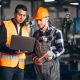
[10,35,35,52]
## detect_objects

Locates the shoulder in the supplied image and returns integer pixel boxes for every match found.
[50,26,62,34]
[34,30,39,34]
[33,30,39,37]
[56,28,62,34]
[54,28,63,39]
[0,21,5,29]
[51,25,62,34]
[0,20,12,26]
[0,21,7,31]
[0,21,4,26]
[51,26,62,37]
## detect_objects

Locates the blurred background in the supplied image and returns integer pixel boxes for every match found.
[0,0,80,80]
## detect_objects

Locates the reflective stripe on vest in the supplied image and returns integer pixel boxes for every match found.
[0,53,25,62]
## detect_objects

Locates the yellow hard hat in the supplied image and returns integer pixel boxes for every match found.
[33,7,49,20]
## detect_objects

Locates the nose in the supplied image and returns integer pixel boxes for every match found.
[20,16,23,19]
[37,20,42,25]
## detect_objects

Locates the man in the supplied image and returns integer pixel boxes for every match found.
[33,7,65,80]
[0,4,29,80]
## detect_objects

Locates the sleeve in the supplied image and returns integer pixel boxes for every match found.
[0,23,7,51]
[47,29,65,58]
[0,22,17,54]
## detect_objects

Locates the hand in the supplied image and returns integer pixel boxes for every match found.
[16,50,28,53]
[47,57,53,61]
[44,55,53,61]
[33,57,42,65]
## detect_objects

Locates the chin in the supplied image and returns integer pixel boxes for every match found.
[18,21,23,24]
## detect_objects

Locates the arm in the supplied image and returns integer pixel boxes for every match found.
[46,29,65,59]
[0,22,17,54]
[0,22,7,52]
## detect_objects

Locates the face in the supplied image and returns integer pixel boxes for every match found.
[14,9,27,24]
[36,16,49,31]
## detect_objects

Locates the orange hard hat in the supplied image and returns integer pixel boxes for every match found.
[33,7,49,20]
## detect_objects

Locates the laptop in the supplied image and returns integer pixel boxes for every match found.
[10,35,35,52]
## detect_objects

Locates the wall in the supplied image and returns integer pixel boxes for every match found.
[3,0,31,19]
[2,1,80,33]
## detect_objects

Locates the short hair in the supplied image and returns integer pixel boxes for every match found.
[15,4,27,13]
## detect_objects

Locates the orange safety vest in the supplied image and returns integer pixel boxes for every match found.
[0,20,29,69]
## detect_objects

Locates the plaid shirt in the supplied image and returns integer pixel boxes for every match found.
[33,26,65,58]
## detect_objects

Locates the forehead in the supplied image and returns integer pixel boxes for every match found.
[37,16,49,21]
[16,9,27,14]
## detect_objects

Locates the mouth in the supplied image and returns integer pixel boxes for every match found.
[19,20,23,23]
